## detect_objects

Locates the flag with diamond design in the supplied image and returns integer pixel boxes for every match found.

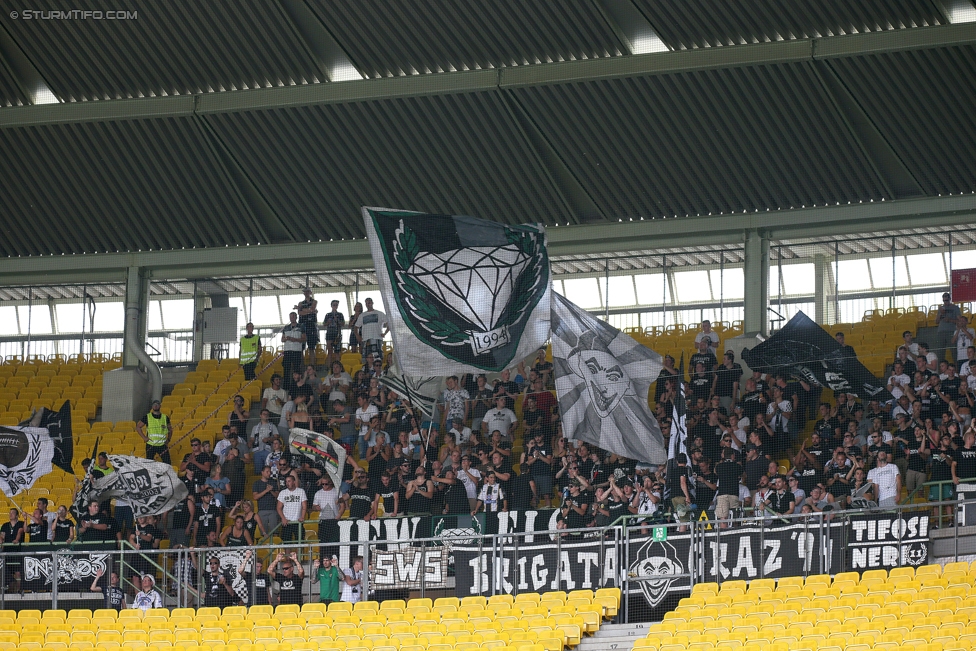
[551,292,667,464]
[364,207,552,375]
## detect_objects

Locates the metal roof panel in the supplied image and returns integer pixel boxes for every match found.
[0,117,259,255]
[309,0,624,78]
[0,0,322,102]
[633,0,945,50]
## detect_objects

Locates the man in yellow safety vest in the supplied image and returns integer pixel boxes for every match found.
[137,400,173,463]
[240,322,262,381]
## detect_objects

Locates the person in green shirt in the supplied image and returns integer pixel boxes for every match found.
[311,555,342,604]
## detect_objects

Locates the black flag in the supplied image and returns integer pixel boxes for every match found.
[37,401,73,473]
[741,311,889,401]
[0,401,73,498]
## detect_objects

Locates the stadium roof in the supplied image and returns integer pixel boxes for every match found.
[0,0,974,260]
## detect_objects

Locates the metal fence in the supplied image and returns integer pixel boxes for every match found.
[0,497,970,619]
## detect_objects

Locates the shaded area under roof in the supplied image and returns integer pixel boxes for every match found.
[204,91,575,239]
[307,0,624,78]
[0,0,323,102]
[632,0,947,50]
[829,44,976,197]
[0,118,261,255]
[511,61,888,220]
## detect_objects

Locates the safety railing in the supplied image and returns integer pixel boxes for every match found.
[0,496,972,619]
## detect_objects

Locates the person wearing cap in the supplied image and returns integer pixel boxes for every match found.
[312,555,341,605]
[138,399,172,463]
[130,574,163,611]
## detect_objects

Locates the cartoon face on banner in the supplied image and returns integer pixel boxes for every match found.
[630,538,685,609]
[569,332,632,418]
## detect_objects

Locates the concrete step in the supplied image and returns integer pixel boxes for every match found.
[576,623,654,651]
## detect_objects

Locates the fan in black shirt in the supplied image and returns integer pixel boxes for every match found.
[692,460,718,512]
[52,507,75,544]
[203,557,237,607]
[26,509,49,545]
[344,474,374,521]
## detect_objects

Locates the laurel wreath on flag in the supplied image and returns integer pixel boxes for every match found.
[393,223,545,348]
[0,433,42,496]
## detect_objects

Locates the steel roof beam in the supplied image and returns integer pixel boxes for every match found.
[2,23,975,128]
[0,194,973,285]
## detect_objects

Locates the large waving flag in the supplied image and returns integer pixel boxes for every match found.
[289,427,346,489]
[75,455,188,517]
[741,311,889,401]
[364,207,552,376]
[551,292,667,465]
[0,402,73,498]
[377,361,441,420]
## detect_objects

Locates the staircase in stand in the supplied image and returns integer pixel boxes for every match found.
[575,622,653,651]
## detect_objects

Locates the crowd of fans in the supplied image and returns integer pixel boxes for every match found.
[4,291,976,606]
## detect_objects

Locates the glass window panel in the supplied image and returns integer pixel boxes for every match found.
[894,256,910,287]
[634,273,669,304]
[18,304,52,335]
[781,263,817,295]
[160,299,195,330]
[91,301,124,333]
[280,294,306,319]
[673,270,711,303]
[950,248,976,270]
[769,265,780,297]
[551,280,564,296]
[563,278,602,309]
[868,257,894,289]
[0,306,19,335]
[148,301,163,331]
[836,260,871,291]
[55,303,85,333]
[907,252,947,286]
[710,268,744,300]
[606,276,636,307]
[248,296,281,326]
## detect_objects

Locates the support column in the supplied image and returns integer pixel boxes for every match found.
[743,229,769,335]
[123,266,150,367]
[814,254,834,324]
[192,283,207,362]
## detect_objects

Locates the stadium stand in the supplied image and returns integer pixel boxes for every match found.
[638,564,976,651]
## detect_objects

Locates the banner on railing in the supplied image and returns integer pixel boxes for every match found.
[453,535,618,599]
[370,545,449,590]
[17,551,111,591]
[453,512,929,620]
[846,511,929,569]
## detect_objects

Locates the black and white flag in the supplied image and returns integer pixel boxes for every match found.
[364,207,551,376]
[289,427,346,490]
[668,379,689,462]
[76,455,188,517]
[551,292,666,465]
[0,401,73,498]
[741,311,889,401]
[377,361,440,420]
